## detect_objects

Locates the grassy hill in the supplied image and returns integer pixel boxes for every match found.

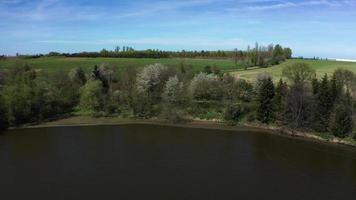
[0,56,240,73]
[231,59,356,81]
[1,57,355,82]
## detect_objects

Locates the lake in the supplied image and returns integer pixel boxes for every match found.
[0,124,356,200]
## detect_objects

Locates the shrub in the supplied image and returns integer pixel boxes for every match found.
[224,104,244,123]
[68,67,86,86]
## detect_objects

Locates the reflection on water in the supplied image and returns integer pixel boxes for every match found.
[0,124,356,200]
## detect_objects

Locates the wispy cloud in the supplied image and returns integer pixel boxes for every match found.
[227,0,353,12]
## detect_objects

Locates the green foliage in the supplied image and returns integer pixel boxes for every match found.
[189,73,223,101]
[224,103,245,124]
[223,77,254,103]
[282,62,316,84]
[283,48,293,59]
[284,81,313,128]
[131,91,155,118]
[68,67,86,85]
[333,68,356,92]
[79,80,106,114]
[0,94,9,131]
[274,78,288,122]
[331,93,353,138]
[272,44,285,64]
[256,76,275,123]
[0,59,354,143]
[313,74,335,132]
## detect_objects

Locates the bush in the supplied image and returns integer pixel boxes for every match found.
[68,67,86,86]
[224,104,244,123]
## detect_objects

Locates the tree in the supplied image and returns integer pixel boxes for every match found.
[333,68,355,93]
[3,66,40,125]
[136,63,169,98]
[256,76,275,123]
[283,63,315,128]
[283,48,293,59]
[79,80,106,113]
[284,81,313,128]
[331,92,353,138]
[313,74,334,132]
[282,62,316,84]
[274,78,288,122]
[0,93,9,131]
[272,44,285,64]
[189,73,223,101]
[161,76,186,122]
[162,76,184,105]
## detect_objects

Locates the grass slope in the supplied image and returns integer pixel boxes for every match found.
[1,57,355,82]
[231,59,356,81]
[0,56,240,73]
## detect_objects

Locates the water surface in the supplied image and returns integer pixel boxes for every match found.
[0,125,356,199]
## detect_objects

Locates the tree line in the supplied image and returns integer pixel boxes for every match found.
[13,43,292,68]
[0,62,354,139]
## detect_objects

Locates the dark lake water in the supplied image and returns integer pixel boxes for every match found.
[0,124,356,200]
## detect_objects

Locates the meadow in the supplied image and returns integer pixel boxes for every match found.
[231,59,356,81]
[0,56,241,73]
[1,57,356,81]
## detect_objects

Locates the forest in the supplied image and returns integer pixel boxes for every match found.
[0,60,355,141]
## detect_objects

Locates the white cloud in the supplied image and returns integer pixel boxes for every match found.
[227,0,352,12]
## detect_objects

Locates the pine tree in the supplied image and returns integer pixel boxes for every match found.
[274,78,288,122]
[257,77,275,123]
[330,74,340,103]
[0,94,9,131]
[311,77,319,95]
[313,74,334,132]
[331,92,353,138]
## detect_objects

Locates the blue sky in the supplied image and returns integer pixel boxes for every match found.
[1,0,356,58]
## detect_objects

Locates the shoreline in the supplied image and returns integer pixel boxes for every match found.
[9,116,356,148]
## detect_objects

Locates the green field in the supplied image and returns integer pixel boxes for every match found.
[231,59,356,81]
[0,56,240,73]
[1,57,355,81]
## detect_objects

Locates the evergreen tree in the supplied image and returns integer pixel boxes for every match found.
[311,77,319,95]
[0,94,9,131]
[257,77,275,123]
[313,74,334,132]
[331,92,353,138]
[330,74,340,102]
[274,78,288,122]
